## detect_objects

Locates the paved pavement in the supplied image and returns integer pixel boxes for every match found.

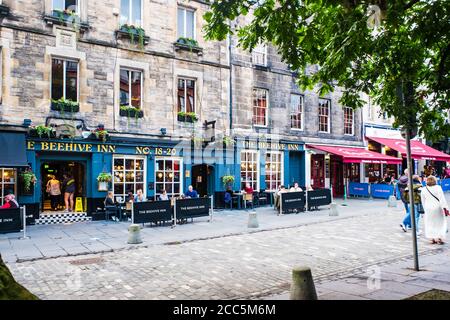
[0,197,411,263]
[2,196,449,300]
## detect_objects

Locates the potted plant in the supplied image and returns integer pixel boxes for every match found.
[97,172,112,191]
[222,175,235,188]
[92,128,109,142]
[174,37,203,55]
[223,135,235,147]
[177,111,198,123]
[20,169,37,195]
[120,105,144,119]
[51,98,80,113]
[28,125,56,138]
[118,24,149,48]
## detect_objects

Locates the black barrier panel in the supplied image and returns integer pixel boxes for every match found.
[0,208,22,233]
[280,191,305,214]
[176,198,210,219]
[133,201,172,224]
[307,189,332,210]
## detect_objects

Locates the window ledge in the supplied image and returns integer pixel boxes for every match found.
[116,29,150,45]
[43,13,90,32]
[173,42,203,56]
[0,4,10,17]
[177,114,198,123]
[253,64,269,71]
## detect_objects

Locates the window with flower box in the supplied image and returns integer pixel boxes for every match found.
[120,0,142,27]
[51,58,79,112]
[120,68,143,118]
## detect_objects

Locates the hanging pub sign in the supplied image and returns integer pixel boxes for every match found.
[307,189,332,210]
[280,191,306,214]
[133,201,172,224]
[0,208,22,234]
[175,198,210,220]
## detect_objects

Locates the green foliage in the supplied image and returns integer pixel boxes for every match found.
[20,170,36,193]
[34,125,54,138]
[176,37,200,51]
[204,0,450,142]
[121,24,146,49]
[52,98,79,113]
[94,129,108,142]
[223,135,235,146]
[178,111,199,122]
[222,175,235,186]
[96,172,112,182]
[0,256,39,300]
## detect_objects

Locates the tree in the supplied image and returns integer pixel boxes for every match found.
[203,0,450,141]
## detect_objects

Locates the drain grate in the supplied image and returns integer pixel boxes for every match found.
[69,257,105,265]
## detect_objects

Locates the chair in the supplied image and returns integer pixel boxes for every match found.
[257,191,268,206]
[243,193,254,209]
[105,205,120,222]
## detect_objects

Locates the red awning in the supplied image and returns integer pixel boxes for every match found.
[367,137,450,162]
[307,145,402,164]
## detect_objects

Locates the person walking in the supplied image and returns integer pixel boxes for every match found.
[421,176,449,245]
[46,175,61,211]
[62,174,75,212]
[402,175,423,234]
[398,170,410,231]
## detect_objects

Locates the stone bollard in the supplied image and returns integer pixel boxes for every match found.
[329,202,339,216]
[290,267,318,300]
[247,212,259,228]
[127,224,142,244]
[388,195,397,208]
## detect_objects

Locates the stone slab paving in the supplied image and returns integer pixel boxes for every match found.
[4,199,449,300]
[0,197,435,263]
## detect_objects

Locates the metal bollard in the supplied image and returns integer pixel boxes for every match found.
[290,267,318,300]
[247,212,259,228]
[127,224,142,244]
[388,195,397,208]
[329,202,339,216]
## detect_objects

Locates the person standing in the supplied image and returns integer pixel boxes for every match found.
[402,175,423,234]
[398,170,410,231]
[62,174,75,212]
[46,175,61,211]
[421,176,449,245]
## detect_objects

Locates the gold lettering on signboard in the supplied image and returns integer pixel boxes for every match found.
[27,141,35,150]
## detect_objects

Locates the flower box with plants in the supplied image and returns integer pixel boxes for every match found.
[28,125,56,139]
[174,37,203,55]
[97,172,112,191]
[120,105,144,119]
[43,9,89,31]
[177,111,198,123]
[51,98,80,113]
[222,175,235,188]
[116,24,150,47]
[222,135,235,147]
[20,169,37,195]
[91,127,109,142]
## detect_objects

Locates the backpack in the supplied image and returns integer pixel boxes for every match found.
[404,184,422,204]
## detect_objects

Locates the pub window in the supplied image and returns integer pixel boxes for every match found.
[290,94,304,130]
[344,106,354,135]
[155,157,182,199]
[113,156,146,201]
[318,98,330,133]
[252,43,267,66]
[120,68,142,108]
[265,152,283,192]
[177,78,196,113]
[51,58,79,102]
[120,0,142,27]
[252,88,268,127]
[177,7,195,39]
[240,150,259,190]
[52,0,79,13]
[0,169,17,206]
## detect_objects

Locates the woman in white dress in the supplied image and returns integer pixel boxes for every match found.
[420,176,449,245]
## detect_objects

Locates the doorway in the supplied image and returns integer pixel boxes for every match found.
[191,164,214,197]
[311,154,325,189]
[40,161,85,212]
[330,156,344,197]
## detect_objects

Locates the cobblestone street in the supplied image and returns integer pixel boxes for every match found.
[4,200,449,300]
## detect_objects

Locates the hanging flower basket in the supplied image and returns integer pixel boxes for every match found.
[97,172,112,191]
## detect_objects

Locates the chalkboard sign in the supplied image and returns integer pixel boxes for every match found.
[133,201,172,224]
[175,198,210,219]
[280,191,305,214]
[0,208,22,234]
[307,189,332,210]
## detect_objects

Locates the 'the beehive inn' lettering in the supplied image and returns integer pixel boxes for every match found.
[27,141,116,153]
[243,141,300,151]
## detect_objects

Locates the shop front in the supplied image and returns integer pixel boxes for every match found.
[234,139,305,192]
[18,137,205,219]
[306,144,402,197]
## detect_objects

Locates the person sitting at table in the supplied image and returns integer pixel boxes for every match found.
[104,191,120,222]
[184,185,199,198]
[0,194,19,209]
[126,191,134,203]
[159,189,170,201]
[134,189,145,202]
[289,182,303,192]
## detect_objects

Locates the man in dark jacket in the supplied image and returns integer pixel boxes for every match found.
[399,172,422,233]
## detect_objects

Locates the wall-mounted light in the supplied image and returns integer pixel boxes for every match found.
[23,119,32,127]
[160,128,167,135]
